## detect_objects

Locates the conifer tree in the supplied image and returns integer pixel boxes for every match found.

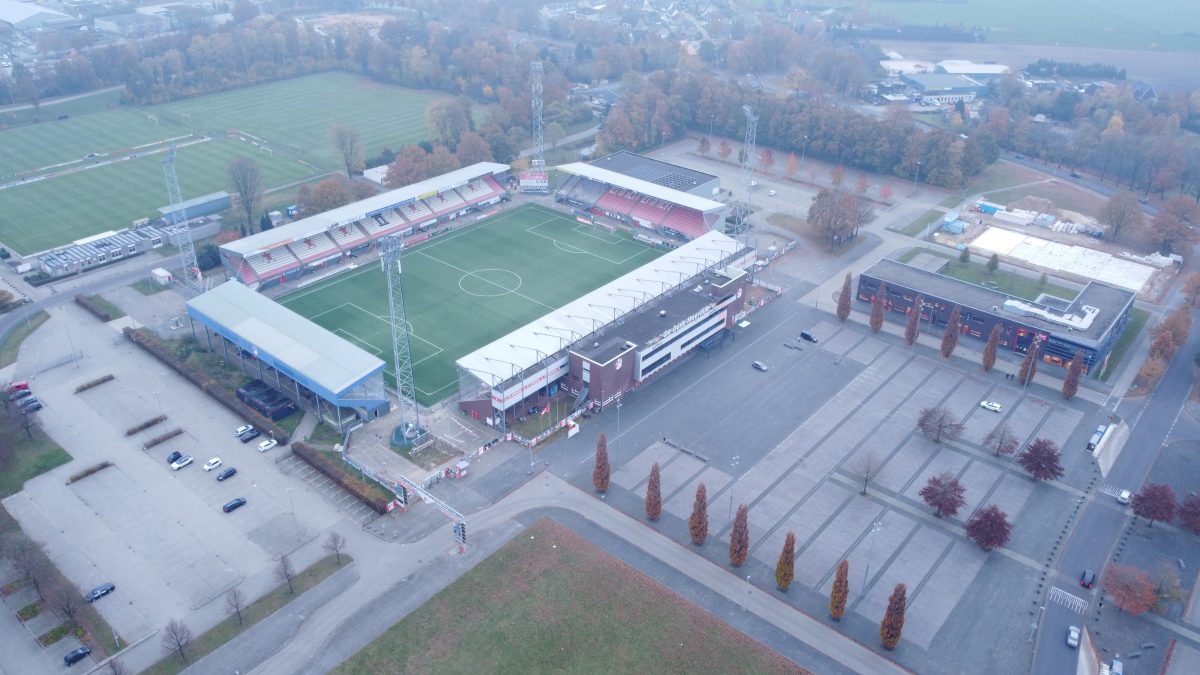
[982,324,1000,372]
[869,283,887,333]
[829,559,849,621]
[592,433,610,492]
[688,482,708,545]
[941,305,961,358]
[775,532,796,591]
[645,462,662,520]
[837,273,853,322]
[904,294,922,346]
[880,583,907,650]
[729,504,750,567]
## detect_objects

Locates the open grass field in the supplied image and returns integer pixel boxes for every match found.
[154,72,440,171]
[0,138,313,255]
[334,519,804,674]
[861,0,1200,50]
[280,203,663,405]
[0,87,124,128]
[0,72,441,255]
[986,180,1107,219]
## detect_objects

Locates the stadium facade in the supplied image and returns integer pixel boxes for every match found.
[219,162,510,289]
[456,230,755,430]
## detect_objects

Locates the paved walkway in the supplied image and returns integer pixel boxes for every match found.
[246,473,908,675]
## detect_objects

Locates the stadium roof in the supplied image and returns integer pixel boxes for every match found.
[589,151,717,193]
[557,162,725,213]
[0,0,71,28]
[221,162,509,256]
[936,60,1011,76]
[186,281,385,395]
[456,230,744,385]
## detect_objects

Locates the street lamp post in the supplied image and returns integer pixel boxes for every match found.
[911,161,922,195]
[285,486,299,543]
[800,135,809,167]
[616,401,622,469]
[862,520,884,593]
[1028,605,1045,642]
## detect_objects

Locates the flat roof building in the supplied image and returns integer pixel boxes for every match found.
[857,258,1134,374]
[902,73,986,103]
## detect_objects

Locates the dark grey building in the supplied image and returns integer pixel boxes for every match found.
[857,259,1135,374]
[589,151,721,199]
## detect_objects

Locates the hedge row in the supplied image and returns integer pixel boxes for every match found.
[142,428,182,450]
[74,374,115,393]
[74,294,114,322]
[125,415,167,436]
[123,328,289,444]
[66,461,112,485]
[291,442,390,514]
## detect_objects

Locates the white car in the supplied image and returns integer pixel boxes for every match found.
[257,439,278,453]
[234,424,254,437]
[1116,489,1132,505]
[170,455,194,471]
[1066,625,1080,648]
[980,401,1003,413]
[203,457,222,472]
[767,190,777,196]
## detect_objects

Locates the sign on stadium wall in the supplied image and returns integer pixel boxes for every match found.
[489,357,570,408]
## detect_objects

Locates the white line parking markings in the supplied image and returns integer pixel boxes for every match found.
[1048,586,1089,614]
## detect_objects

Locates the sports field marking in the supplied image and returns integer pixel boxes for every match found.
[417,251,557,311]
[332,329,385,356]
[457,269,523,297]
[523,222,655,266]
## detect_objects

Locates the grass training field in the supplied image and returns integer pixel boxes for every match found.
[0,72,442,255]
[861,0,1200,50]
[155,72,441,171]
[333,519,805,674]
[279,203,663,405]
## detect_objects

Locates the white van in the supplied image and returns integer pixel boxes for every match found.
[752,361,768,372]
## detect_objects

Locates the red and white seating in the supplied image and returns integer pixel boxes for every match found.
[287,233,339,263]
[329,222,369,249]
[403,200,434,220]
[661,207,709,239]
[246,247,300,278]
[426,189,466,216]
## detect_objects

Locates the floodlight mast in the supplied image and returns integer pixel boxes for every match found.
[531,61,545,168]
[738,105,757,231]
[162,144,201,293]
[380,235,421,437]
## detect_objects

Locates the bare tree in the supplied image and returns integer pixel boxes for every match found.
[225,587,246,625]
[275,555,296,594]
[916,407,965,443]
[4,536,47,597]
[226,157,263,234]
[323,531,347,565]
[330,123,363,177]
[46,581,82,625]
[983,425,1020,458]
[162,619,194,662]
[850,451,881,495]
[108,659,131,675]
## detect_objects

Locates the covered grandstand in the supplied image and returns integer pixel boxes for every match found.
[555,161,726,242]
[456,230,754,430]
[186,281,389,429]
[590,150,720,197]
[219,162,510,288]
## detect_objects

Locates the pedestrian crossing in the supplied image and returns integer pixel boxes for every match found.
[1048,586,1089,614]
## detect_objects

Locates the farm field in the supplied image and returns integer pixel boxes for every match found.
[0,72,441,255]
[862,0,1200,50]
[0,139,312,255]
[154,72,441,171]
[279,203,663,405]
[333,519,806,674]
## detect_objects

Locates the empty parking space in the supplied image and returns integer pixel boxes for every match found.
[277,455,377,524]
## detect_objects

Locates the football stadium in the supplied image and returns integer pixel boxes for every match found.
[187,153,752,433]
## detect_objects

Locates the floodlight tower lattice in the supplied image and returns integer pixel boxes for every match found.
[161,144,201,293]
[380,235,421,438]
[738,105,757,230]
[531,60,545,168]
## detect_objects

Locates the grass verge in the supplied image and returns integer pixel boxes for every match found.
[939,259,1077,302]
[141,554,352,675]
[132,279,171,295]
[0,424,72,498]
[0,310,49,367]
[940,195,963,209]
[306,422,343,448]
[898,209,944,236]
[86,294,126,320]
[334,519,805,674]
[1099,307,1150,382]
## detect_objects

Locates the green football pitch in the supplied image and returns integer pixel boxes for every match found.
[0,73,441,255]
[278,203,664,406]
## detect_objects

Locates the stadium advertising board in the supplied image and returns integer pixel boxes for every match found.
[418,190,439,200]
[490,357,570,409]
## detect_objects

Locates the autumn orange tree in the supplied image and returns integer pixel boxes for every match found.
[1104,564,1157,615]
[880,583,907,650]
[904,294,922,346]
[837,273,852,322]
[688,482,708,545]
[592,433,610,493]
[776,532,796,591]
[940,305,961,358]
[645,462,662,520]
[1062,351,1084,400]
[729,504,750,567]
[829,559,849,621]
[869,282,887,333]
[982,324,1000,372]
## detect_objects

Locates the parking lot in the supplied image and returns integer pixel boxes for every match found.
[1,303,344,665]
[278,455,379,525]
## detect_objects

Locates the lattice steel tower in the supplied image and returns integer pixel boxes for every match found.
[530,61,545,168]
[161,144,201,293]
[380,235,421,438]
[738,105,757,230]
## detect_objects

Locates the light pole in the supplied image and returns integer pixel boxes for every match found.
[285,486,299,543]
[660,131,666,160]
[1028,605,1045,642]
[911,160,922,196]
[151,390,165,418]
[709,115,715,141]
[615,401,622,469]
[862,520,884,593]
[727,455,741,525]
[800,134,808,167]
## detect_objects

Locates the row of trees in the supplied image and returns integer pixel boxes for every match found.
[917,407,1066,482]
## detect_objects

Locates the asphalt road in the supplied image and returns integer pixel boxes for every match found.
[1032,290,1200,672]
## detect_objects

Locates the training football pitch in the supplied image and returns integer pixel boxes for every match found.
[279,203,664,406]
[0,72,440,255]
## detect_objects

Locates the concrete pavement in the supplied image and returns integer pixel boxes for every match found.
[244,473,908,675]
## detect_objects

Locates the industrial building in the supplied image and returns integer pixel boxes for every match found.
[856,259,1135,374]
[902,73,987,104]
[35,226,166,277]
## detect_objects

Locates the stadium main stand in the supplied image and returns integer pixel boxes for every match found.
[219,163,510,288]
